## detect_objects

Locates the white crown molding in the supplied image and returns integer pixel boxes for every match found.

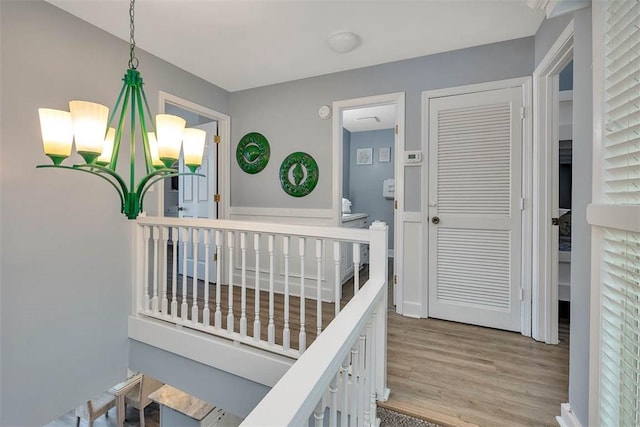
[523,0,591,18]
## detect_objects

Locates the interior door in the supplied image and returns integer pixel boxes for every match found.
[427,87,523,332]
[178,120,218,280]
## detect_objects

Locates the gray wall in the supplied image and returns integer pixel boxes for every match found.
[343,128,351,200]
[534,14,574,67]
[569,8,592,425]
[0,1,229,425]
[348,129,395,250]
[129,341,269,418]
[534,11,591,425]
[229,37,534,211]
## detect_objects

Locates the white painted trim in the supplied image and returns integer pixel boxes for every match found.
[421,76,532,334]
[229,207,334,220]
[521,77,534,338]
[588,4,604,424]
[531,20,574,344]
[421,77,531,100]
[156,91,231,220]
[556,403,583,427]
[401,302,422,319]
[128,316,293,387]
[587,204,640,232]
[403,212,421,222]
[332,92,405,314]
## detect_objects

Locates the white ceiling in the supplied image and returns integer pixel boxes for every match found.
[343,105,396,133]
[47,1,545,92]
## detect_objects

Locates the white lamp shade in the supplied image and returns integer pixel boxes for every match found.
[96,127,116,165]
[182,128,206,168]
[38,108,73,157]
[156,114,185,163]
[147,132,164,168]
[69,100,109,156]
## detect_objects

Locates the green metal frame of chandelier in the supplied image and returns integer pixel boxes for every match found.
[36,0,203,220]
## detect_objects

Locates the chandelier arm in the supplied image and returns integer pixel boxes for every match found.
[129,85,137,196]
[109,84,133,171]
[137,171,205,213]
[134,85,154,174]
[139,85,155,134]
[106,79,128,139]
[37,164,126,213]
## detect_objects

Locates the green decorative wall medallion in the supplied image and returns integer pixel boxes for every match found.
[279,152,319,197]
[236,132,270,174]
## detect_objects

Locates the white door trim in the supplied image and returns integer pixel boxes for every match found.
[157,91,231,220]
[331,92,405,311]
[531,20,574,344]
[421,76,533,335]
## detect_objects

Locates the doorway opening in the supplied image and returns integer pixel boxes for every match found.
[557,61,573,327]
[156,93,231,284]
[332,93,405,309]
[531,20,574,344]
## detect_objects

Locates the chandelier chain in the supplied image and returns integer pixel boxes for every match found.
[128,0,139,69]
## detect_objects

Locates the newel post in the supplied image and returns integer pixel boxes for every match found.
[368,221,390,401]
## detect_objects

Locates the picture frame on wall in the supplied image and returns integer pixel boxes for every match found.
[379,147,391,163]
[356,148,373,165]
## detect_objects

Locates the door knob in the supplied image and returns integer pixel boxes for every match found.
[177,206,185,211]
[432,216,440,224]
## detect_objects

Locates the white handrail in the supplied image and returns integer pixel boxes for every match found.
[136,216,372,243]
[240,277,387,427]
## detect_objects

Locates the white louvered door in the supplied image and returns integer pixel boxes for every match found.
[428,87,523,332]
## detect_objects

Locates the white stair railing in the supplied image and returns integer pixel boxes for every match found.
[133,217,381,360]
[240,222,389,426]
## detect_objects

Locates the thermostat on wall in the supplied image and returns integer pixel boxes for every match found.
[404,150,422,165]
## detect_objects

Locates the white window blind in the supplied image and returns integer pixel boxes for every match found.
[599,1,640,425]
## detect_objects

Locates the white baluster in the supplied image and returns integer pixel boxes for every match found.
[299,237,306,353]
[143,226,150,311]
[329,372,339,426]
[191,228,199,323]
[161,227,169,315]
[215,230,222,329]
[351,344,359,426]
[240,232,247,338]
[358,333,366,426]
[268,234,275,346]
[313,397,324,427]
[253,234,261,341]
[340,356,350,427]
[369,312,377,422]
[364,320,373,425]
[334,241,341,317]
[283,236,290,351]
[152,226,159,313]
[353,243,361,295]
[171,227,178,318]
[203,229,210,327]
[181,227,189,321]
[227,231,235,334]
[316,239,323,335]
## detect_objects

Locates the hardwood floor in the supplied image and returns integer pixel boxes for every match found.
[381,311,569,427]
[48,262,569,427]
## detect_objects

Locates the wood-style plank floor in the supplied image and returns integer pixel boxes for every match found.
[382,309,569,427]
[48,262,569,427]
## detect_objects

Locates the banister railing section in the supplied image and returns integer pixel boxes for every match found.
[132,216,388,426]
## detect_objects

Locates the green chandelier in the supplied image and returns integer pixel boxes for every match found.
[37,0,204,219]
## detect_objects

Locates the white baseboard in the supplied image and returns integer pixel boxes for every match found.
[401,301,422,318]
[556,403,582,427]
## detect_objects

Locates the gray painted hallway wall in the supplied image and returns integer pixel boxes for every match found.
[0,2,229,425]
